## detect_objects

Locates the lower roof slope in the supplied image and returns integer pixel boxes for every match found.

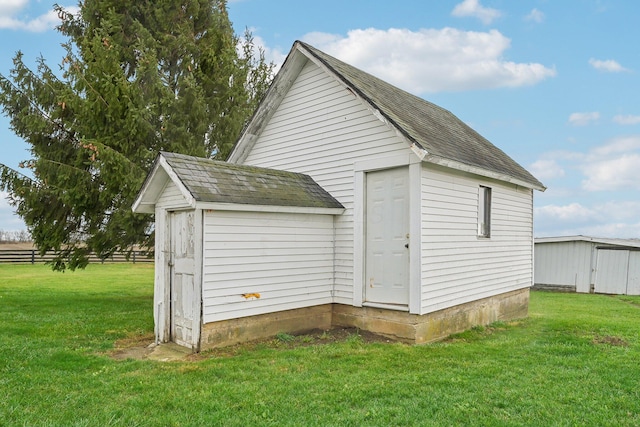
[160,152,344,209]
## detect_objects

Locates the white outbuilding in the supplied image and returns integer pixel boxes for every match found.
[534,236,640,295]
[133,41,545,351]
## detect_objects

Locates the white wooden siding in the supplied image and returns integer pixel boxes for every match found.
[242,59,413,304]
[202,210,335,323]
[156,180,188,210]
[534,241,594,293]
[420,164,534,313]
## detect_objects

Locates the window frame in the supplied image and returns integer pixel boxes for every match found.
[477,185,492,238]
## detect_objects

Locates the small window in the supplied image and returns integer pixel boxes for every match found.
[478,186,491,238]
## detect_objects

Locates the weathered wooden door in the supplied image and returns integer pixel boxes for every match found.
[365,167,410,305]
[169,210,196,347]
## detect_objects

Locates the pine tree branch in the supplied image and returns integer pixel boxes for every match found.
[2,71,144,176]
[0,163,35,184]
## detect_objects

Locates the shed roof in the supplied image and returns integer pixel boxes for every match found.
[132,152,344,214]
[535,235,640,249]
[229,41,545,191]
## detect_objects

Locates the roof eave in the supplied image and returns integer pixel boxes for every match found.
[131,155,164,213]
[197,202,344,215]
[535,235,640,248]
[424,154,547,191]
[131,153,197,214]
[228,44,309,164]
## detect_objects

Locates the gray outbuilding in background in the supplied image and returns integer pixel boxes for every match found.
[534,236,640,295]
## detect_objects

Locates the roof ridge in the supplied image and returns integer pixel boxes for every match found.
[294,41,544,190]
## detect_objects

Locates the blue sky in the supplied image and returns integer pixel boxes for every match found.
[1,0,639,238]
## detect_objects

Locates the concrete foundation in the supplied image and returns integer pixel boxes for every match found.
[334,288,529,343]
[199,288,529,349]
[201,304,333,349]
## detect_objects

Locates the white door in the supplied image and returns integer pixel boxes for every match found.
[594,249,628,295]
[365,167,410,305]
[170,210,196,347]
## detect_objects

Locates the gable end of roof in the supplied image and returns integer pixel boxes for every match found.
[230,40,545,191]
[296,41,545,191]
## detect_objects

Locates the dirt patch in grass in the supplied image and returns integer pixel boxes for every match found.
[593,335,629,347]
[189,328,395,360]
[108,328,394,361]
[109,333,156,360]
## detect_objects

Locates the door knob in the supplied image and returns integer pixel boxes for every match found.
[405,243,409,249]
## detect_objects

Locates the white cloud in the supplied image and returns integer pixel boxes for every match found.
[578,222,640,238]
[569,136,640,191]
[534,137,640,237]
[0,191,27,232]
[528,159,564,181]
[591,135,640,156]
[451,0,502,25]
[568,112,600,126]
[532,136,640,193]
[303,28,556,94]
[613,114,640,125]
[535,203,597,223]
[525,8,544,23]
[589,58,630,73]
[597,200,640,222]
[581,153,640,191]
[0,2,78,32]
[536,221,640,239]
[535,200,640,238]
[0,0,29,15]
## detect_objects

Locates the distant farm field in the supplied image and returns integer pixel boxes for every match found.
[1,264,639,426]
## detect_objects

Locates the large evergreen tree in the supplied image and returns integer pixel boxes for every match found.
[0,0,273,270]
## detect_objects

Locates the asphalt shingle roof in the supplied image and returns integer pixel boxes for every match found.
[297,41,544,190]
[160,152,343,209]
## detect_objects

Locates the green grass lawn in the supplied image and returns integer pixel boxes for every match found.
[1,264,639,426]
